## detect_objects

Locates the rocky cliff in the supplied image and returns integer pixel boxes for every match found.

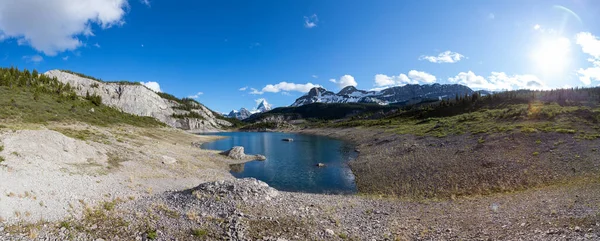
[45,70,231,131]
[291,84,474,107]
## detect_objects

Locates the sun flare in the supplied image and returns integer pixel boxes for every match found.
[531,37,572,74]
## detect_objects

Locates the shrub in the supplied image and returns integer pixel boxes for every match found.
[146,230,157,240]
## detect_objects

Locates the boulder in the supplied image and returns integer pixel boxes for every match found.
[161,155,177,165]
[220,147,267,161]
[221,146,246,160]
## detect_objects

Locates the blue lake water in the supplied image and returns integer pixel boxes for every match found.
[201,132,357,194]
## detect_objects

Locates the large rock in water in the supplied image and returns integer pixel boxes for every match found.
[220,146,267,161]
[222,146,246,160]
[44,70,231,131]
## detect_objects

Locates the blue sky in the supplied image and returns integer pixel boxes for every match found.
[1,0,600,113]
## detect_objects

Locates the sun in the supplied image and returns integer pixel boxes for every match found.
[531,37,572,74]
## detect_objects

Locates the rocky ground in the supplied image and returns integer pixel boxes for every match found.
[1,126,600,240]
[0,122,248,226]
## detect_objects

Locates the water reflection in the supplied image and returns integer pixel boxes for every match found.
[201,132,357,194]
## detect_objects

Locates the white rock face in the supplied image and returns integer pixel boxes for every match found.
[45,70,231,131]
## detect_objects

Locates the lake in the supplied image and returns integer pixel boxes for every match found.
[201,132,357,194]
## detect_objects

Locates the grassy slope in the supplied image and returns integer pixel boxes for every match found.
[0,87,163,127]
[0,67,163,128]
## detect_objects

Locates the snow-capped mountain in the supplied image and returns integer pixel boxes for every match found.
[291,84,474,107]
[256,99,272,112]
[226,99,273,120]
[227,108,252,120]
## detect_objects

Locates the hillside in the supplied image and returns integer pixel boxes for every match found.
[0,67,162,127]
[45,70,233,132]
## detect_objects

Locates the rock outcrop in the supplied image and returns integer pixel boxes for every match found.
[44,70,231,131]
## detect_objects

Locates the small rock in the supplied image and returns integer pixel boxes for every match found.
[89,108,95,113]
[316,163,326,167]
[95,239,105,241]
[325,229,335,237]
[575,226,581,232]
[161,155,177,165]
[520,222,526,227]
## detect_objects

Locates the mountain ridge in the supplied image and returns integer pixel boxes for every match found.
[291,84,475,107]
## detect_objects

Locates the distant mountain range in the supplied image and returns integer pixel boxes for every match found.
[227,99,273,120]
[291,84,475,107]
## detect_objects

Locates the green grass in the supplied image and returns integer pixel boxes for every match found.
[0,87,163,127]
[191,228,208,237]
[322,102,600,137]
[146,230,157,240]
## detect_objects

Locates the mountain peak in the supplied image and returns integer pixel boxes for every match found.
[337,86,358,95]
[256,99,272,112]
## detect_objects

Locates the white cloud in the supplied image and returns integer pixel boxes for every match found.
[249,88,263,95]
[239,86,248,91]
[262,82,320,93]
[312,75,318,79]
[575,32,600,85]
[577,67,600,85]
[408,70,436,83]
[420,51,465,63]
[188,92,203,99]
[534,24,541,30]
[304,14,318,28]
[329,75,358,89]
[0,0,128,56]
[22,55,43,63]
[576,32,600,58]
[374,70,436,87]
[140,81,161,92]
[251,82,321,95]
[93,43,101,48]
[62,56,69,61]
[488,13,495,20]
[140,0,150,6]
[448,71,546,91]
